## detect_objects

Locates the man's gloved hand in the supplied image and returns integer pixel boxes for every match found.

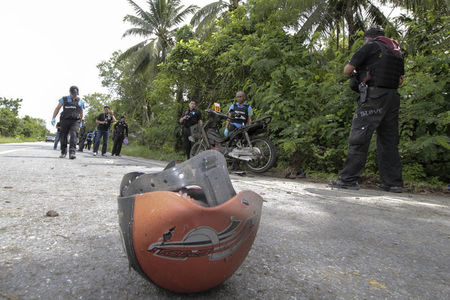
[51,118,56,126]
[224,128,229,137]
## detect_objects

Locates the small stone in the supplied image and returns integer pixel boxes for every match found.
[46,210,59,217]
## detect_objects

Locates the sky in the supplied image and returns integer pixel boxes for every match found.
[0,0,213,133]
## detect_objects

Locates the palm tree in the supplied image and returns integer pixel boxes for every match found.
[295,0,396,49]
[190,0,241,40]
[295,0,447,50]
[120,0,197,73]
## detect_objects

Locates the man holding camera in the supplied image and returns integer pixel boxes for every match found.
[179,99,203,159]
[93,106,116,157]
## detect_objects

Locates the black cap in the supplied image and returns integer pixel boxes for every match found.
[363,27,385,38]
[104,105,110,109]
[120,115,125,119]
[69,86,79,95]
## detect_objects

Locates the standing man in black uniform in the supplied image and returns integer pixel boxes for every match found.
[51,86,85,159]
[112,116,129,156]
[179,100,203,159]
[86,131,95,151]
[53,121,61,150]
[330,28,404,192]
[78,120,87,152]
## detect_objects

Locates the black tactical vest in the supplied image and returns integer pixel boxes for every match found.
[60,96,82,120]
[230,103,249,124]
[366,41,404,89]
[115,121,127,136]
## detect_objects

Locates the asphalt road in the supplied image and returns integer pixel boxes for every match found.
[0,142,449,299]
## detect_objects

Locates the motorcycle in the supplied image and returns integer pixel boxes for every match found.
[189,109,276,173]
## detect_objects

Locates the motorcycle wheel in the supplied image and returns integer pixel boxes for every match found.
[245,136,277,173]
[190,140,209,157]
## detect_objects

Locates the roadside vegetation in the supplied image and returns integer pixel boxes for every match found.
[3,0,449,192]
[0,97,49,143]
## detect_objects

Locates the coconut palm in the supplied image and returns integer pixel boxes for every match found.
[190,0,241,40]
[294,0,396,49]
[120,0,198,73]
[295,0,446,49]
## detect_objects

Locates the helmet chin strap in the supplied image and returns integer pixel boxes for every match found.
[120,150,236,207]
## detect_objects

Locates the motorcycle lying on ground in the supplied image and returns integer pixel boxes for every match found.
[189,109,276,173]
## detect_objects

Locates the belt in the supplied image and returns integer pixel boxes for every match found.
[368,86,397,91]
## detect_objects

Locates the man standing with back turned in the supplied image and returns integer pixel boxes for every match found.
[329,28,404,193]
[51,86,85,159]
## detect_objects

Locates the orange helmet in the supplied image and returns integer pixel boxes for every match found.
[118,151,263,293]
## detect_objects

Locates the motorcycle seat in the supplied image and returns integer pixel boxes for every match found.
[214,136,228,143]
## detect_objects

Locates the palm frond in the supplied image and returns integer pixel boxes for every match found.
[126,0,150,22]
[122,27,152,38]
[190,1,225,27]
[297,5,326,37]
[171,5,198,27]
[123,15,153,32]
[118,40,149,61]
[133,40,158,74]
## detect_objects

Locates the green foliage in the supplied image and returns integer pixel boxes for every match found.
[0,97,22,115]
[19,116,48,138]
[0,108,20,137]
[0,97,48,139]
[397,12,450,182]
[99,0,449,186]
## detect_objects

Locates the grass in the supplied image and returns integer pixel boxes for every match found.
[0,136,42,144]
[1,135,447,194]
[119,140,185,162]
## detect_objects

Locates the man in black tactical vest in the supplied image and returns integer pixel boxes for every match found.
[330,28,404,193]
[77,120,87,152]
[111,116,129,156]
[51,86,85,159]
[179,100,203,159]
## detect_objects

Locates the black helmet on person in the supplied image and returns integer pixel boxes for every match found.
[363,27,385,38]
[70,86,79,95]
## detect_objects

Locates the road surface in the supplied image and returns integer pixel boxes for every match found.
[0,142,449,299]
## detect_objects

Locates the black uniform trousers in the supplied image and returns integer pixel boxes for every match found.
[60,119,80,155]
[339,87,403,187]
[182,127,192,159]
[78,135,86,151]
[112,135,125,156]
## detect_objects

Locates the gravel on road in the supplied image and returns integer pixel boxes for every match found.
[0,142,449,299]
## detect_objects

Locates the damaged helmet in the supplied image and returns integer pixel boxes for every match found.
[117,150,263,293]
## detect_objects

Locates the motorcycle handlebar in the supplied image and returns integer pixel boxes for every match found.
[253,116,271,124]
[205,109,227,119]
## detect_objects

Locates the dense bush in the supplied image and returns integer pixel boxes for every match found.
[97,2,449,185]
[0,97,48,139]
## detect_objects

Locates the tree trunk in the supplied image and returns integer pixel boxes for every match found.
[230,0,239,11]
[345,0,356,49]
[336,26,340,51]
[174,85,185,152]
